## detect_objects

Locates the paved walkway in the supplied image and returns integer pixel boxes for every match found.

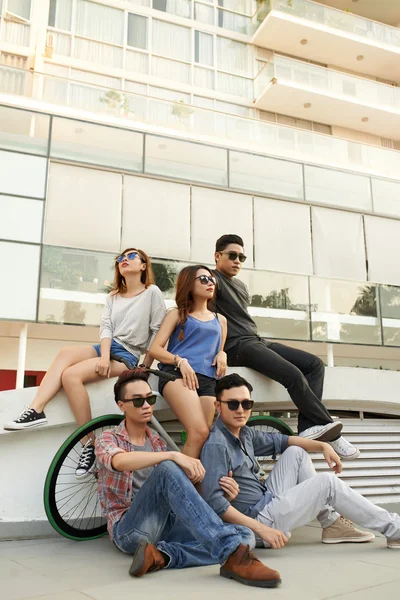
[1,524,399,600]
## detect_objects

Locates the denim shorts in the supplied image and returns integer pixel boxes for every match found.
[93,339,138,369]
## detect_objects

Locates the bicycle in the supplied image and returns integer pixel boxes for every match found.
[44,367,293,541]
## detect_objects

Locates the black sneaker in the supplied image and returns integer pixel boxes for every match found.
[75,441,96,479]
[3,408,47,431]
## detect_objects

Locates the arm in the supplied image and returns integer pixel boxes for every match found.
[150,308,199,391]
[149,309,180,364]
[288,436,342,474]
[147,287,167,350]
[212,314,227,378]
[221,506,288,549]
[113,450,205,483]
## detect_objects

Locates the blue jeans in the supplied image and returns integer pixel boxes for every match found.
[113,460,255,569]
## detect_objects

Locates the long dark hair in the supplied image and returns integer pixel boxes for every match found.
[175,265,215,341]
[111,247,155,296]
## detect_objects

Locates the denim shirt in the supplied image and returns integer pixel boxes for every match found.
[201,417,289,519]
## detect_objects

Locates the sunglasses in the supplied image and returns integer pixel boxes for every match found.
[195,275,216,286]
[221,251,247,263]
[220,399,254,411]
[116,252,141,263]
[121,394,157,408]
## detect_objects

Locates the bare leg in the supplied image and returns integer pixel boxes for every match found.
[162,380,211,458]
[31,346,98,413]
[200,395,216,429]
[61,358,127,427]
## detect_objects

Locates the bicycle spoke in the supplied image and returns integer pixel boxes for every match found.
[59,483,96,520]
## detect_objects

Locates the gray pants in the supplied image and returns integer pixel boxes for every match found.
[256,446,400,543]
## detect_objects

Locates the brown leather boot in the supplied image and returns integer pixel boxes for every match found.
[129,540,166,577]
[220,544,281,588]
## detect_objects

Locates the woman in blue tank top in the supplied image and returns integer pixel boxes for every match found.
[150,265,227,458]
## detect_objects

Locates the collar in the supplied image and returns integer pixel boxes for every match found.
[214,415,246,446]
[114,419,153,443]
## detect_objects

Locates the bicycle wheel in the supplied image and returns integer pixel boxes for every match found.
[247,415,294,480]
[44,414,123,541]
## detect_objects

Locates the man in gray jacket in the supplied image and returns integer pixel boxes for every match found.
[201,373,400,550]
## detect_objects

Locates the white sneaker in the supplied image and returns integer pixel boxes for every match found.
[298,422,343,442]
[329,437,360,460]
[387,538,400,549]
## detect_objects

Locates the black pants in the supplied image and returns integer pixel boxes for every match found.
[227,338,333,433]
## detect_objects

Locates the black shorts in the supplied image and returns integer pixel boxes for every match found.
[158,366,216,398]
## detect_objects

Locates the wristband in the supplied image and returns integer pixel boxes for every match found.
[177,358,188,370]
[173,354,179,368]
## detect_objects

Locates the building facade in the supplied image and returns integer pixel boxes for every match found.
[1,0,400,391]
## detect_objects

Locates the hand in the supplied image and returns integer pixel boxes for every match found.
[179,360,199,391]
[172,452,205,484]
[96,356,111,378]
[258,524,288,549]
[212,351,227,378]
[219,470,239,501]
[322,443,342,474]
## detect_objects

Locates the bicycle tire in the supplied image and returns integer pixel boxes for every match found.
[44,414,123,541]
[247,415,294,436]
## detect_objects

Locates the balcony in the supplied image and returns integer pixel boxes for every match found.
[254,55,400,139]
[1,64,400,181]
[250,0,400,80]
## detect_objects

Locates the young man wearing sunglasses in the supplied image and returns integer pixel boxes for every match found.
[201,373,400,549]
[94,368,283,587]
[213,233,359,460]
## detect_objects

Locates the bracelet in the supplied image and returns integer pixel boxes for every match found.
[173,354,179,368]
[177,358,188,370]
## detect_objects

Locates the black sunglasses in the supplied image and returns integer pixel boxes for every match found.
[116,251,142,263]
[195,275,216,286]
[121,394,157,408]
[221,251,247,263]
[220,399,254,411]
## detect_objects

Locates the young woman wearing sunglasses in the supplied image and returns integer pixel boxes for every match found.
[150,265,227,458]
[4,247,166,477]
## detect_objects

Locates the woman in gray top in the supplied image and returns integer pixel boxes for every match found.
[4,247,166,477]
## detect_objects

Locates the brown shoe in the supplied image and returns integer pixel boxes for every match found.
[220,544,281,588]
[322,517,375,544]
[129,540,165,577]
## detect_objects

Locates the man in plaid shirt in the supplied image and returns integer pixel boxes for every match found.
[95,368,282,587]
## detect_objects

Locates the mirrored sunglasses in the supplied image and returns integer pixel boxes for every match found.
[116,252,139,263]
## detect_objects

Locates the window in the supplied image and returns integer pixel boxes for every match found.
[364,216,400,286]
[145,135,228,186]
[152,0,191,18]
[127,14,148,50]
[229,151,304,199]
[50,117,143,172]
[0,195,43,243]
[7,0,31,20]
[0,105,50,156]
[304,165,372,211]
[75,0,124,45]
[217,37,252,77]
[311,207,366,281]
[48,0,72,31]
[254,198,312,274]
[0,241,40,321]
[44,163,122,252]
[0,150,47,198]
[122,176,191,260]
[191,187,253,262]
[38,246,115,326]
[152,20,191,62]
[194,31,213,67]
[371,178,400,218]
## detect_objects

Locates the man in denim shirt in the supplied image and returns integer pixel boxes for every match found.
[201,374,400,550]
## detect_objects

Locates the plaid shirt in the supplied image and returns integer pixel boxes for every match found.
[95,420,168,539]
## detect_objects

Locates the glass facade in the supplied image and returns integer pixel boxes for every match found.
[1,102,400,351]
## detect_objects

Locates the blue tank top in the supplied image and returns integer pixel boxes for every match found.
[160,315,222,379]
